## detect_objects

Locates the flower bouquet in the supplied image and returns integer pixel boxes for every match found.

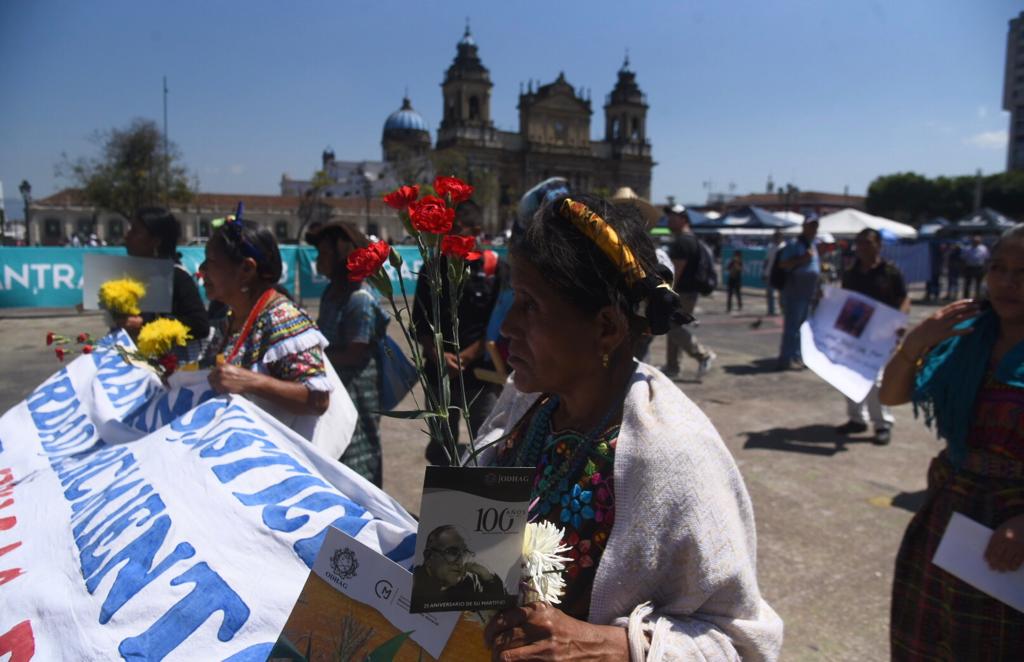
[98,277,146,328]
[350,177,571,617]
[347,175,490,467]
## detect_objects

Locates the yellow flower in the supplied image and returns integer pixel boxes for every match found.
[136,318,191,358]
[98,278,147,316]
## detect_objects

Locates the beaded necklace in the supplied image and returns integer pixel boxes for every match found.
[515,395,620,519]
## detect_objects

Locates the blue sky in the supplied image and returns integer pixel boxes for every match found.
[0,0,1019,216]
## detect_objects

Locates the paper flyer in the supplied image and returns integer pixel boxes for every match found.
[410,466,534,613]
[273,526,490,661]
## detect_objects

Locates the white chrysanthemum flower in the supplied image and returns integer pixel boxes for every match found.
[521,521,572,605]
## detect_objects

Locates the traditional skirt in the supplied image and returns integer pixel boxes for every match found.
[891,451,1024,660]
[338,358,382,487]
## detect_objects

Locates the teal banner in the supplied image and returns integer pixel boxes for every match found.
[721,247,769,289]
[0,245,433,308]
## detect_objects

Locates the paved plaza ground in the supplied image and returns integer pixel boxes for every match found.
[1,287,944,660]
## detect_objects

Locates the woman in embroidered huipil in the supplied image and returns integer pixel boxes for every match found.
[477,194,782,661]
[199,220,331,418]
[307,221,386,487]
[880,224,1024,660]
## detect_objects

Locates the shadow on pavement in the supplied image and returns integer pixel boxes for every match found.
[723,358,780,375]
[742,424,875,456]
[890,490,928,513]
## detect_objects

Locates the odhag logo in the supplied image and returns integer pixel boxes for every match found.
[330,548,359,581]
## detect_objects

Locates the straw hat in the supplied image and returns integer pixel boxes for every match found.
[610,186,662,227]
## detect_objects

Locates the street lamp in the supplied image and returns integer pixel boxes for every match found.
[18,180,31,246]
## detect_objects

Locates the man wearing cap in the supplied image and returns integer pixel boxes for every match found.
[775,214,821,370]
[662,204,715,379]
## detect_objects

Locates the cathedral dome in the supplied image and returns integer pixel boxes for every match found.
[383,97,428,134]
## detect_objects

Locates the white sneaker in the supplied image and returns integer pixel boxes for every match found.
[697,353,716,379]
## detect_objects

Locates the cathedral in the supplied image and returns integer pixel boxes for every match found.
[282,26,654,232]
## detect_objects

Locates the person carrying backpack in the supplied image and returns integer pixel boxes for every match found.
[661,204,716,380]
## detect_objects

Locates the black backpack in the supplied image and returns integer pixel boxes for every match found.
[692,239,718,296]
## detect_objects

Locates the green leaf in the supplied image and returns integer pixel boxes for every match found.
[364,631,413,662]
[379,409,441,420]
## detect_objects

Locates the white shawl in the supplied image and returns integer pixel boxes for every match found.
[472,362,784,661]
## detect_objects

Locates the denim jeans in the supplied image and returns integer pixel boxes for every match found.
[778,289,812,365]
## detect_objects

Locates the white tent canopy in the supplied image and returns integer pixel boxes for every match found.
[783,208,918,239]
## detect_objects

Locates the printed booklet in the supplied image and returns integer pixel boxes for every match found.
[409,466,534,613]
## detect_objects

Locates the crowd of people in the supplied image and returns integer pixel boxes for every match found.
[101,185,1023,659]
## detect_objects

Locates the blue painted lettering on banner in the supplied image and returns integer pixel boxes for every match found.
[89,514,196,623]
[212,451,310,483]
[123,385,212,433]
[167,400,373,567]
[59,445,136,501]
[169,397,230,434]
[27,364,251,656]
[222,642,276,662]
[118,562,251,660]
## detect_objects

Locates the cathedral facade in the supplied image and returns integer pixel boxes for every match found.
[283,26,654,233]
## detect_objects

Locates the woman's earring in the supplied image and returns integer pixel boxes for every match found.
[241,285,250,293]
[601,353,609,369]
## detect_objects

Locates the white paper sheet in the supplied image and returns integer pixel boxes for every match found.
[801,286,907,402]
[932,512,1024,613]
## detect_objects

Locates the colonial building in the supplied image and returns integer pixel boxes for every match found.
[284,26,655,232]
[27,190,402,246]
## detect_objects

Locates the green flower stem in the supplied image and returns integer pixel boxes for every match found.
[447,260,478,466]
[420,233,456,464]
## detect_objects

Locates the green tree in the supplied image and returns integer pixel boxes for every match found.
[58,118,193,219]
[867,171,1024,224]
[982,171,1024,219]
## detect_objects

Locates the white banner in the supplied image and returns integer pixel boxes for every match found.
[800,286,907,403]
[0,333,417,661]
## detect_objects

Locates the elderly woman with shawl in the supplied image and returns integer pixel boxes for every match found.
[880,224,1024,659]
[476,194,783,660]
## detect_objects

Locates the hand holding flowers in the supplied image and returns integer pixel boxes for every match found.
[345,175,486,466]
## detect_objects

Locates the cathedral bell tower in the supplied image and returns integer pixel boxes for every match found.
[604,54,648,148]
[437,23,494,148]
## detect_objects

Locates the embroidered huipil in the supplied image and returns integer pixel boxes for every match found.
[497,405,618,619]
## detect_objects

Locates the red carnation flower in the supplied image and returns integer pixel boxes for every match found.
[347,240,391,282]
[158,354,179,376]
[433,176,474,205]
[55,347,65,361]
[77,333,89,343]
[46,332,55,346]
[383,185,420,210]
[440,235,482,261]
[82,345,93,354]
[408,195,455,235]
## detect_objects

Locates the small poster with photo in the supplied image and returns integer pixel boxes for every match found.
[410,465,534,613]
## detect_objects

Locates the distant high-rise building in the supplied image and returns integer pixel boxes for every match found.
[1004,11,1024,171]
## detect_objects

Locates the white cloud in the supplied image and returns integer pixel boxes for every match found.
[963,130,1007,149]
[925,120,953,135]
